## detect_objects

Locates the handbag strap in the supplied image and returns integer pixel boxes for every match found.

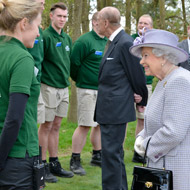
[142,137,151,167]
[143,137,166,169]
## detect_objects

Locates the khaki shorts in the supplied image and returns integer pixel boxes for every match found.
[77,88,98,127]
[40,83,69,122]
[136,84,152,119]
[37,91,45,124]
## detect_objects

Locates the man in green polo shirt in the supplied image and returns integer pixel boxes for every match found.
[70,12,107,175]
[38,2,74,180]
[131,14,154,163]
[28,0,58,183]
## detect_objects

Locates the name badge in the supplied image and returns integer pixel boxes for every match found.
[34,39,39,44]
[56,42,62,47]
[95,51,103,56]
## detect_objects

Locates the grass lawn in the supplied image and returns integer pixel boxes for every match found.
[44,119,141,190]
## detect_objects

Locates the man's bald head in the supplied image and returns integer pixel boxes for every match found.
[99,7,121,27]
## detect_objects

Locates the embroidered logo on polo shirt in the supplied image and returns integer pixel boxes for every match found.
[65,45,70,51]
[56,42,62,47]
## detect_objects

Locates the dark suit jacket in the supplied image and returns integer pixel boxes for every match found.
[178,39,190,71]
[94,30,148,125]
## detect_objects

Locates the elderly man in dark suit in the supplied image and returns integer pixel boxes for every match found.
[178,26,190,71]
[94,7,148,190]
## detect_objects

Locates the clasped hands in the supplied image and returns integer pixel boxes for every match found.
[134,93,145,113]
[134,136,145,157]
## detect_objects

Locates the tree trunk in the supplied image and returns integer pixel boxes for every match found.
[68,0,83,123]
[136,0,142,32]
[82,0,90,34]
[181,0,187,36]
[106,0,113,6]
[97,0,113,10]
[97,0,105,10]
[159,0,165,29]
[125,0,131,34]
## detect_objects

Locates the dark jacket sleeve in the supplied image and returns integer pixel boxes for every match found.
[177,40,190,71]
[0,93,29,170]
[120,40,148,106]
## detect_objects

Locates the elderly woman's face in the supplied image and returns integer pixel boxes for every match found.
[140,47,163,77]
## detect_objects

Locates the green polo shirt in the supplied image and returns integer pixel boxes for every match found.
[41,25,72,88]
[70,30,107,90]
[131,33,154,85]
[0,36,40,158]
[28,27,44,82]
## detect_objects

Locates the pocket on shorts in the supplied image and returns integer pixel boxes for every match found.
[41,84,57,108]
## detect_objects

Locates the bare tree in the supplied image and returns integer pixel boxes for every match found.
[97,0,113,10]
[181,0,187,35]
[97,0,104,11]
[125,0,131,34]
[81,0,90,34]
[68,0,83,123]
[159,0,165,29]
[136,0,142,29]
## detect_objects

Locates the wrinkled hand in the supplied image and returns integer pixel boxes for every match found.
[134,93,142,103]
[136,105,145,113]
[134,136,145,157]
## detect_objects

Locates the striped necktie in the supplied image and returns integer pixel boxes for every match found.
[103,40,111,55]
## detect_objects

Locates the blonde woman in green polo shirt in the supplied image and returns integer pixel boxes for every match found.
[0,0,42,189]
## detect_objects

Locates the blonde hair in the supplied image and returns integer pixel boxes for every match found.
[0,0,41,33]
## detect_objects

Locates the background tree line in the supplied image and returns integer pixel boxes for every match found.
[41,0,190,122]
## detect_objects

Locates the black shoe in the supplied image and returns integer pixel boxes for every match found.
[70,156,86,176]
[49,159,74,178]
[44,163,58,183]
[132,151,146,164]
[90,151,101,167]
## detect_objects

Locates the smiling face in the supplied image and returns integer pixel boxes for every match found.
[138,16,153,35]
[140,47,163,78]
[50,8,68,34]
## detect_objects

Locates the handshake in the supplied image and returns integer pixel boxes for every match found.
[134,136,145,157]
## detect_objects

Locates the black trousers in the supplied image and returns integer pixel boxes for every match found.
[100,123,128,190]
[0,153,38,190]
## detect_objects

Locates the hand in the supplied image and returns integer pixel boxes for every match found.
[134,136,145,157]
[136,105,145,113]
[134,93,142,103]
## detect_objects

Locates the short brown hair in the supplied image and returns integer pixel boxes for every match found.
[50,2,67,12]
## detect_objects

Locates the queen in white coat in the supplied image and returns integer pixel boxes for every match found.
[130,29,190,190]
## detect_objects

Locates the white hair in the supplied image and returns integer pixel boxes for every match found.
[152,48,179,65]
